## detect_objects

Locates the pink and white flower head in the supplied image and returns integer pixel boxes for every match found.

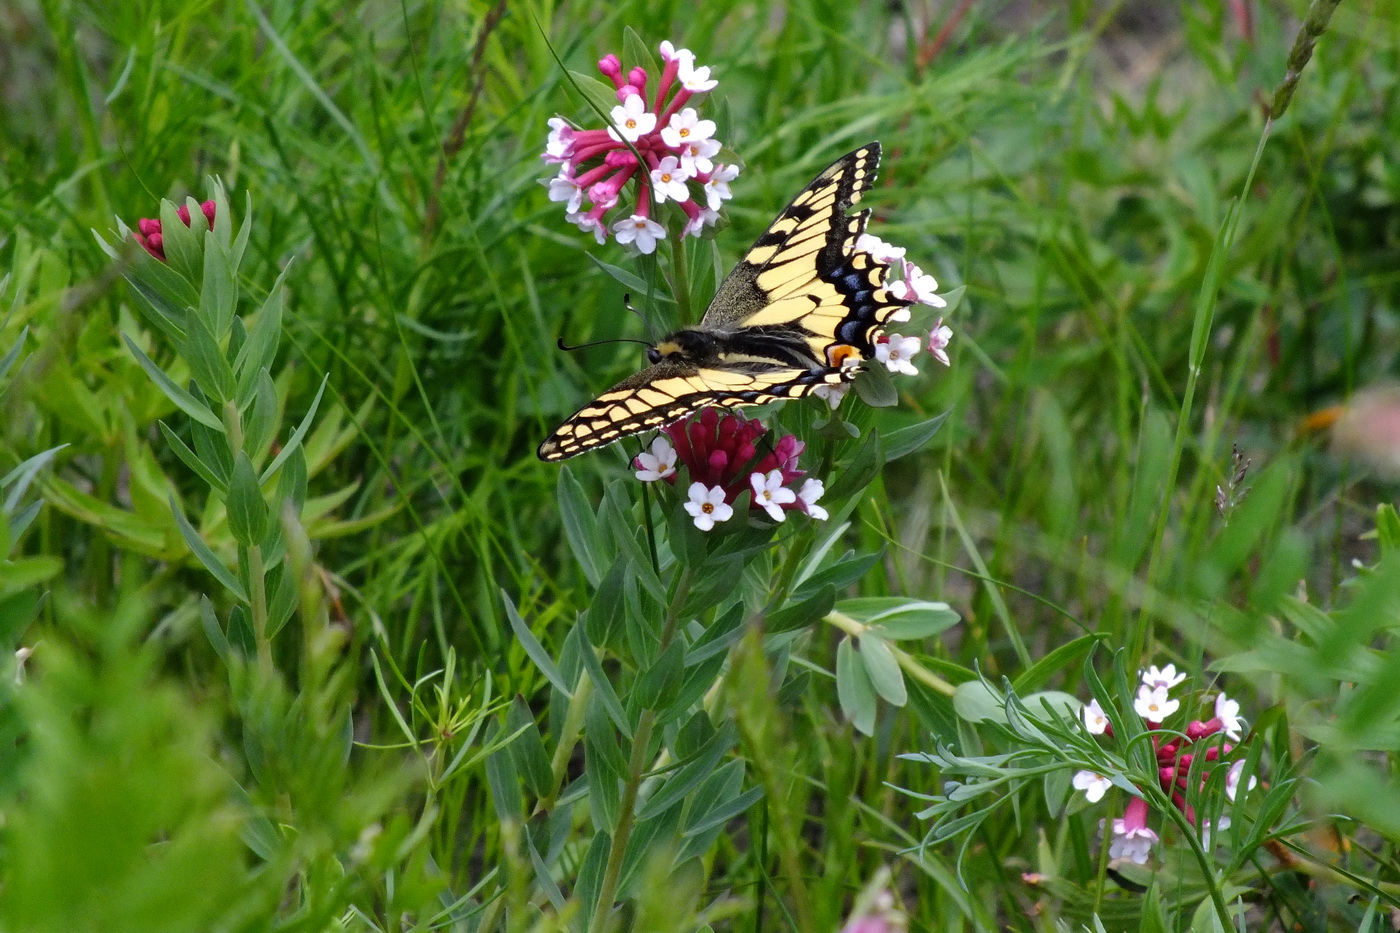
[633,436,678,483]
[1076,669,1262,864]
[541,40,733,246]
[1141,664,1187,691]
[634,410,827,526]
[684,482,734,531]
[1107,797,1158,865]
[1082,699,1110,735]
[876,334,921,376]
[927,319,953,367]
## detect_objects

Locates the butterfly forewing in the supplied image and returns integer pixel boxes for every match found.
[538,142,912,462]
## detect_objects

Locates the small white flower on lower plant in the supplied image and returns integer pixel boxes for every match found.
[876,334,921,376]
[1082,699,1110,735]
[634,437,677,482]
[1107,800,1158,865]
[812,381,850,410]
[1141,664,1187,691]
[1200,815,1231,848]
[1215,693,1244,740]
[684,482,733,531]
[1133,684,1180,723]
[1225,759,1257,802]
[613,215,666,254]
[750,470,796,521]
[797,478,828,520]
[1072,770,1112,803]
[927,318,953,366]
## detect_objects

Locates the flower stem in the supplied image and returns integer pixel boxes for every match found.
[669,226,693,323]
[585,566,694,933]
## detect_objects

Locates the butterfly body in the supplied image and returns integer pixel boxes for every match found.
[538,142,909,462]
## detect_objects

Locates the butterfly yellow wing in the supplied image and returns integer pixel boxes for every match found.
[538,143,910,462]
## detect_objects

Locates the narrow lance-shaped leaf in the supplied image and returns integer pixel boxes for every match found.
[123,334,224,430]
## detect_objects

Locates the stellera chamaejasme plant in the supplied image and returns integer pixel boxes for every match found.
[96,182,329,671]
[493,33,965,930]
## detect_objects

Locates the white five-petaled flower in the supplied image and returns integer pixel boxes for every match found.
[1133,684,1180,723]
[889,259,947,308]
[856,233,907,263]
[1215,693,1244,740]
[607,94,657,143]
[1225,759,1257,802]
[566,211,607,245]
[682,206,719,239]
[677,55,717,92]
[634,437,677,482]
[797,478,828,520]
[1141,664,1187,691]
[649,156,692,203]
[1082,699,1109,734]
[678,137,722,175]
[875,334,921,375]
[684,482,733,531]
[812,381,850,410]
[1107,819,1159,865]
[704,164,740,211]
[927,319,953,366]
[750,470,796,521]
[659,40,691,63]
[543,117,575,163]
[1072,770,1112,803]
[546,171,584,213]
[661,108,716,149]
[612,215,666,254]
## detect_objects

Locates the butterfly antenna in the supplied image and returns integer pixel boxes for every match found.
[555,334,652,352]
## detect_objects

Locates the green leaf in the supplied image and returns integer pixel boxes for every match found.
[794,550,880,598]
[484,732,523,823]
[566,71,623,125]
[501,589,572,699]
[198,596,230,663]
[576,626,631,738]
[840,597,960,640]
[825,429,883,503]
[858,634,907,706]
[506,696,553,799]
[243,369,278,461]
[836,636,878,735]
[234,266,287,402]
[274,446,308,518]
[227,604,256,657]
[1012,635,1098,693]
[558,467,609,586]
[637,723,736,822]
[585,254,676,302]
[226,452,268,547]
[1020,690,1081,722]
[199,233,237,339]
[766,583,835,635]
[158,198,203,283]
[953,680,1006,724]
[158,422,227,494]
[122,334,224,430]
[937,284,967,315]
[1378,504,1400,553]
[633,639,684,711]
[170,495,247,602]
[259,374,327,484]
[853,361,898,408]
[0,327,28,385]
[883,411,949,462]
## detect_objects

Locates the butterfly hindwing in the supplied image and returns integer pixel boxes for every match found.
[538,142,913,462]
